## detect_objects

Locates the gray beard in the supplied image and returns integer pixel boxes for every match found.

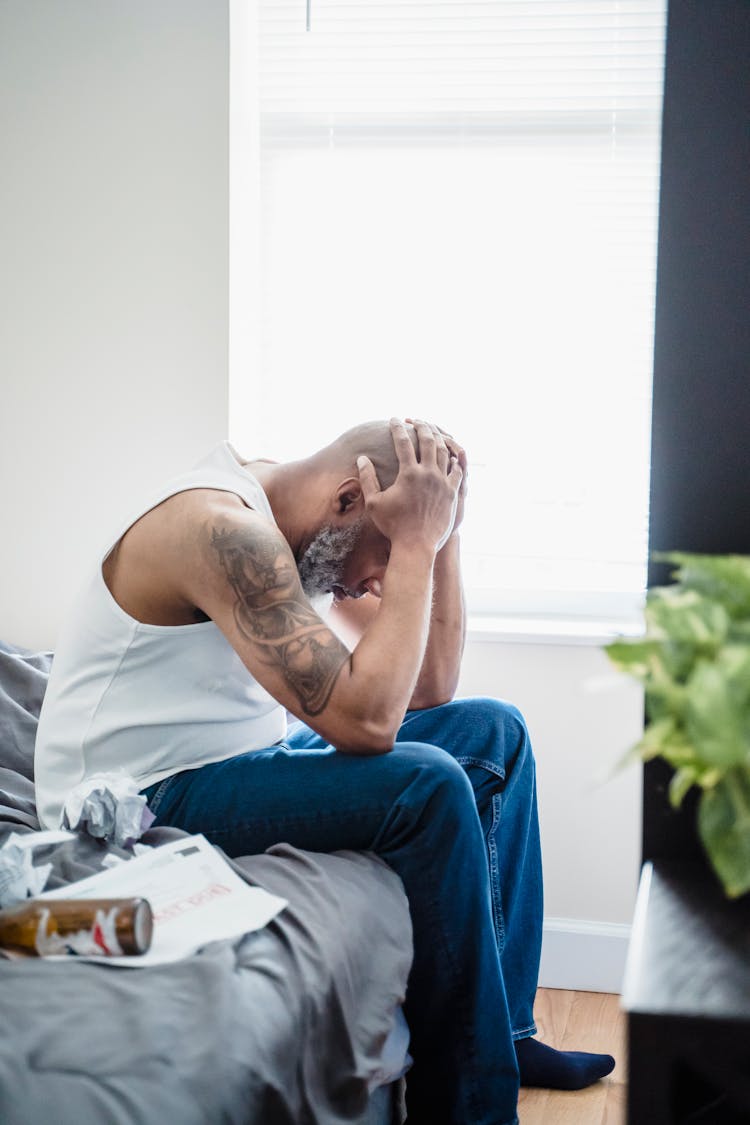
[297,519,364,600]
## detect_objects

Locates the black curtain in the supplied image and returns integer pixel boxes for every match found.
[643,0,750,864]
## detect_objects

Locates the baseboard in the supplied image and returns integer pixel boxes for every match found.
[538,917,631,994]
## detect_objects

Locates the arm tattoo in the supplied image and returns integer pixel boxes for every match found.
[210,525,351,716]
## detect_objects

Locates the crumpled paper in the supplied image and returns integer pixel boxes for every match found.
[62,773,155,849]
[0,835,53,908]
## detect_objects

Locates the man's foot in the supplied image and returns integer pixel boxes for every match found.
[515,1036,615,1090]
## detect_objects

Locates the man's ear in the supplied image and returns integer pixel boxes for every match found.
[335,477,364,516]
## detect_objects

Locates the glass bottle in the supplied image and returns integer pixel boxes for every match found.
[0,897,153,956]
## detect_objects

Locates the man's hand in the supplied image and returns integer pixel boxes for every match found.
[356,418,463,554]
[406,418,468,536]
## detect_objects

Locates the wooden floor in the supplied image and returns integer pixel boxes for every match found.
[518,989,627,1125]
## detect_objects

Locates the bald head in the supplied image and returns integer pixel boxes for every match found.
[313,420,419,490]
[246,420,422,581]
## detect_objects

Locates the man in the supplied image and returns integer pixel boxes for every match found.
[35,418,614,1125]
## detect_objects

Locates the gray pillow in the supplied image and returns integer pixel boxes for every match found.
[0,640,52,783]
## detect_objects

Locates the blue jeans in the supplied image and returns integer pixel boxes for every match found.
[142,697,543,1125]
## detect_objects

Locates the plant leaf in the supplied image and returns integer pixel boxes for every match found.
[668,765,699,808]
[603,739,646,781]
[642,651,688,724]
[683,658,750,769]
[636,717,686,764]
[697,768,750,898]
[628,719,717,791]
[646,587,729,651]
[658,552,750,619]
[605,638,662,680]
[715,644,750,714]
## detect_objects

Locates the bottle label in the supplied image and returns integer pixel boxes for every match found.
[34,906,125,957]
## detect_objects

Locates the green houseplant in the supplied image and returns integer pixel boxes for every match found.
[606,552,750,899]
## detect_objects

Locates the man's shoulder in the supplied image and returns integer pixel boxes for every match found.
[163,485,253,520]
[131,488,287,581]
[169,487,283,546]
[103,491,285,628]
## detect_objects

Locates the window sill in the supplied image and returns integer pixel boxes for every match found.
[466,614,644,647]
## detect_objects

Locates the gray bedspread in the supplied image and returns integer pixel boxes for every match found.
[0,643,412,1125]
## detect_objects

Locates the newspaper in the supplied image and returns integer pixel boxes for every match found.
[38,834,287,966]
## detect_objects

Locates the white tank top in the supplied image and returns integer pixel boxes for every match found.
[34,442,288,829]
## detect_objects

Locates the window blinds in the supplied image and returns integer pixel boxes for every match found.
[261,1,665,130]
[252,1,667,623]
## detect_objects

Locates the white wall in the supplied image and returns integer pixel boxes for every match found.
[460,635,642,924]
[0,0,642,987]
[0,0,230,650]
[459,634,642,989]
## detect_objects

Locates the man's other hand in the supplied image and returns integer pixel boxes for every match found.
[406,418,468,537]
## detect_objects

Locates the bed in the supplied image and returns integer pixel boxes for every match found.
[0,641,412,1125]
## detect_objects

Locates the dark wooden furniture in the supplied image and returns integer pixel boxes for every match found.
[624,858,750,1123]
[621,2,750,1121]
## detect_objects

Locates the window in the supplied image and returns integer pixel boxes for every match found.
[240,0,667,626]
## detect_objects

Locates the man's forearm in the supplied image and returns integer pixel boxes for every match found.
[342,538,436,746]
[327,533,466,710]
[409,532,466,709]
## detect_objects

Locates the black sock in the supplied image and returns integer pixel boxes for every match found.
[515,1036,615,1090]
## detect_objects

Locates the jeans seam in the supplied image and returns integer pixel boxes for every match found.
[206,806,392,839]
[487,791,505,953]
[146,775,177,816]
[454,754,505,781]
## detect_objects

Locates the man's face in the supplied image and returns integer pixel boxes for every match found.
[297,517,389,602]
